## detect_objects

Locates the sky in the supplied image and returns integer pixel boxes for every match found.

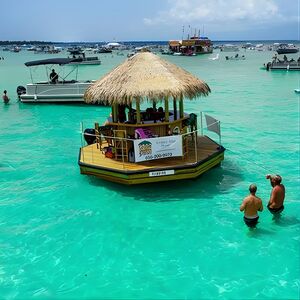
[0,0,299,41]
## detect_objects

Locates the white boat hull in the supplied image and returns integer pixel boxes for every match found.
[20,81,94,103]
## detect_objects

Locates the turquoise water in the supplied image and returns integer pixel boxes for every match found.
[0,48,299,299]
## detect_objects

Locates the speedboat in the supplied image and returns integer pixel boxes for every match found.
[220,44,239,52]
[295,89,300,93]
[208,53,219,60]
[18,58,96,103]
[276,44,299,54]
[68,50,101,65]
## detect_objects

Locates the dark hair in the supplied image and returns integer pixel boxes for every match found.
[4,90,7,93]
[249,184,257,193]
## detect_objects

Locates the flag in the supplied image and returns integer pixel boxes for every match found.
[205,114,220,136]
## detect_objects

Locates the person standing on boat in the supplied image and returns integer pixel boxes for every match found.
[240,184,263,228]
[2,90,9,104]
[266,174,285,215]
[50,69,58,83]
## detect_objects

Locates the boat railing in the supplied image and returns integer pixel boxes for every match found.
[80,127,219,165]
[271,61,300,66]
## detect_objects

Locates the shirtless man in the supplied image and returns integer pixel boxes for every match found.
[240,184,263,228]
[266,174,285,215]
[2,90,9,104]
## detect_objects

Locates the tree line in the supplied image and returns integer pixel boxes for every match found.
[0,41,53,45]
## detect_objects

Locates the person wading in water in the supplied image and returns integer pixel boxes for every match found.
[240,184,263,228]
[266,174,285,216]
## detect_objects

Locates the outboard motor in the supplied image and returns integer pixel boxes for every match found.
[16,86,26,98]
[84,128,96,145]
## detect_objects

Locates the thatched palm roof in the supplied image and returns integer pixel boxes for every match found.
[84,52,210,105]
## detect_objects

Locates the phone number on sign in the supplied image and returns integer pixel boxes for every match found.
[145,153,173,160]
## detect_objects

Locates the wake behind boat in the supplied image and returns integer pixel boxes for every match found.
[18,58,96,103]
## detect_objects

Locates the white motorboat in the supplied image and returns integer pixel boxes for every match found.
[18,58,95,103]
[220,44,239,52]
[68,50,101,65]
[208,53,219,60]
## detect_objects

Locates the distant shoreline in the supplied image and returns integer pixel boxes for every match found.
[1,39,299,46]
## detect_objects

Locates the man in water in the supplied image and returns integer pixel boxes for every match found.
[2,90,9,104]
[266,174,285,215]
[50,69,58,83]
[240,184,263,228]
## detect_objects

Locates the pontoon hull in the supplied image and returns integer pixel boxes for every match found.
[78,136,225,185]
[20,81,93,103]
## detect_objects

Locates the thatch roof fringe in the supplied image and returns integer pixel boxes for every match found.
[84,52,210,104]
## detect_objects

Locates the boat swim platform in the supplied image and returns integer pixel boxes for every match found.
[79,135,225,185]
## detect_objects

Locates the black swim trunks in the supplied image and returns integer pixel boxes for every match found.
[267,204,284,214]
[244,216,259,228]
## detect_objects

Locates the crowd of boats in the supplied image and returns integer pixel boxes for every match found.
[2,38,299,185]
[5,39,297,103]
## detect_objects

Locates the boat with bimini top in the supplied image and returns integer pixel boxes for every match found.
[68,49,101,65]
[18,58,96,103]
[78,52,225,185]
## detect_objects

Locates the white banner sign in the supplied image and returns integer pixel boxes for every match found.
[133,135,183,162]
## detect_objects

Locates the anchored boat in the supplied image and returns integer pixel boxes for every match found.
[78,52,225,185]
[68,49,101,65]
[264,60,300,71]
[18,58,96,103]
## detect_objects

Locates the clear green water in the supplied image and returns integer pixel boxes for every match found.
[0,49,299,299]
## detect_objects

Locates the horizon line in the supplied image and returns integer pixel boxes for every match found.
[0,39,299,44]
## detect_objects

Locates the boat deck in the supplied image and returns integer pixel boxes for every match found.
[79,135,222,172]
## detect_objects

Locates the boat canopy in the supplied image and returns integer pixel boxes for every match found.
[68,50,84,55]
[24,58,81,67]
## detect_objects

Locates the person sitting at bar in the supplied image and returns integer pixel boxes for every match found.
[157,106,164,121]
[118,105,127,123]
[145,107,154,121]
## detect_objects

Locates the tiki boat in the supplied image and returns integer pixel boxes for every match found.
[78,52,225,185]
